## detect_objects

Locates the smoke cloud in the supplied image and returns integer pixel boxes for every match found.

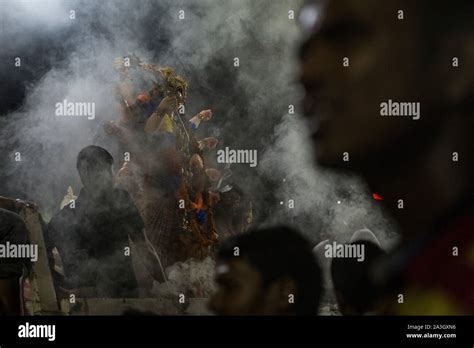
[0,0,398,246]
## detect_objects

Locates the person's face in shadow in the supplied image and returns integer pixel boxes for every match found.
[298,0,440,169]
[78,164,114,196]
[208,260,295,315]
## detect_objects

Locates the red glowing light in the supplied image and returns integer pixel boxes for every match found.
[372,193,383,201]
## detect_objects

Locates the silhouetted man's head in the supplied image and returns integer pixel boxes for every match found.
[299,0,473,170]
[77,146,114,194]
[331,241,386,315]
[209,226,322,315]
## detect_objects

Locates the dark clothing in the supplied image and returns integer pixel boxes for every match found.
[0,208,30,279]
[378,201,474,314]
[398,204,474,314]
[47,188,144,298]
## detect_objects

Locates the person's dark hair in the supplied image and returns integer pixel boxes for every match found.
[331,241,386,315]
[217,225,322,315]
[76,145,114,173]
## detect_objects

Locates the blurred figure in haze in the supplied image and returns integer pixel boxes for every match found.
[299,0,474,314]
[47,146,150,298]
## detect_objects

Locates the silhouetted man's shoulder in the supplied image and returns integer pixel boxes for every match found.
[108,188,144,229]
[47,205,75,237]
[110,188,136,207]
[49,205,75,225]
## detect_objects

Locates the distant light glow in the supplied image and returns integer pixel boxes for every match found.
[299,3,321,33]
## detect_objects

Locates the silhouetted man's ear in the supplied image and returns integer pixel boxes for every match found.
[266,277,298,314]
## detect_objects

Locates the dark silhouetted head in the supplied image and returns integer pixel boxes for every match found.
[331,241,386,315]
[209,225,322,315]
[299,0,473,170]
[76,145,114,194]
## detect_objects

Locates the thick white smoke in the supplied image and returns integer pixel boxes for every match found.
[1,0,398,315]
[260,113,399,248]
